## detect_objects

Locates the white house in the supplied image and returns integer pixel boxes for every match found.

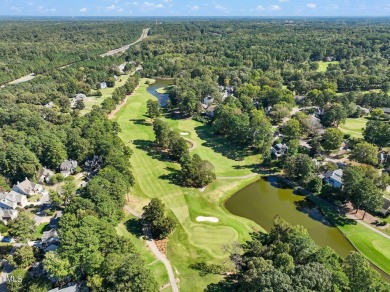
[0,208,18,224]
[0,191,28,209]
[203,96,214,106]
[12,178,43,196]
[100,82,107,89]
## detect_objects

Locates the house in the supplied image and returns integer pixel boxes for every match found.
[271,144,289,158]
[100,82,107,89]
[383,107,390,115]
[75,93,86,100]
[225,85,235,94]
[380,197,390,216]
[314,107,325,118]
[294,95,306,104]
[265,106,273,115]
[202,96,214,106]
[44,244,59,252]
[44,101,54,108]
[48,284,79,292]
[0,208,18,223]
[41,229,60,246]
[378,153,388,165]
[39,167,54,184]
[60,160,78,177]
[205,105,217,118]
[322,169,343,188]
[12,178,43,196]
[0,191,28,209]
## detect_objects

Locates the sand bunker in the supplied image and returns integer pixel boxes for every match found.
[180,132,189,136]
[196,216,219,223]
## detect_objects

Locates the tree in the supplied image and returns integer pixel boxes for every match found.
[11,245,35,268]
[61,180,77,205]
[350,141,378,165]
[364,120,390,148]
[322,103,347,127]
[282,118,301,139]
[322,128,344,150]
[153,119,171,148]
[142,198,176,239]
[284,154,315,181]
[371,108,384,120]
[75,99,85,110]
[286,139,300,155]
[181,154,216,187]
[146,99,161,119]
[269,102,291,123]
[344,252,389,292]
[7,269,28,292]
[307,176,323,193]
[8,213,36,243]
[43,251,72,281]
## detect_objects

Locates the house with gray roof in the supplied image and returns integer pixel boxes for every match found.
[12,178,43,196]
[41,229,60,246]
[39,167,55,184]
[322,169,343,188]
[0,191,28,209]
[380,197,390,216]
[60,160,78,177]
[0,208,18,223]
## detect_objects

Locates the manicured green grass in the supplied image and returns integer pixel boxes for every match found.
[156,85,174,94]
[316,61,339,72]
[113,78,263,291]
[340,223,390,275]
[34,222,49,239]
[309,195,390,275]
[80,74,131,115]
[338,117,368,138]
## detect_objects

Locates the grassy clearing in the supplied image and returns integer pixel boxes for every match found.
[156,85,174,94]
[338,117,368,138]
[34,222,49,239]
[316,61,339,72]
[116,213,170,289]
[113,78,263,291]
[80,74,131,115]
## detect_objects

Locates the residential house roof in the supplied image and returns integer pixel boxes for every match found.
[41,229,59,244]
[381,197,390,212]
[324,169,343,184]
[60,160,78,171]
[12,178,42,195]
[383,107,390,114]
[0,191,26,209]
[0,208,18,221]
[75,93,86,100]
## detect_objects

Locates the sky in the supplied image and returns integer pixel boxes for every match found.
[1,0,390,17]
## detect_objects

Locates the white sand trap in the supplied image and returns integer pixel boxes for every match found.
[180,132,189,136]
[196,216,219,223]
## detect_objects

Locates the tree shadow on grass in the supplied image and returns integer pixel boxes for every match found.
[158,166,184,186]
[129,118,151,126]
[195,124,255,161]
[133,139,172,163]
[125,218,144,238]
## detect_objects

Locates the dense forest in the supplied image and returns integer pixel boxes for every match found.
[0,21,145,84]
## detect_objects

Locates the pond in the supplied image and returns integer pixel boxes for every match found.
[225,176,390,282]
[146,79,173,106]
[225,176,355,257]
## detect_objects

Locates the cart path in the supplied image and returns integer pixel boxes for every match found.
[124,205,179,292]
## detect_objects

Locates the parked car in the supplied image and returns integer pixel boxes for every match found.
[1,237,13,243]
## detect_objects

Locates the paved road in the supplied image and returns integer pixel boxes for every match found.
[123,205,179,292]
[100,28,150,57]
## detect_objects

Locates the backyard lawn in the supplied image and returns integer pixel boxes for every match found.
[113,78,263,291]
[316,61,339,72]
[338,117,368,138]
